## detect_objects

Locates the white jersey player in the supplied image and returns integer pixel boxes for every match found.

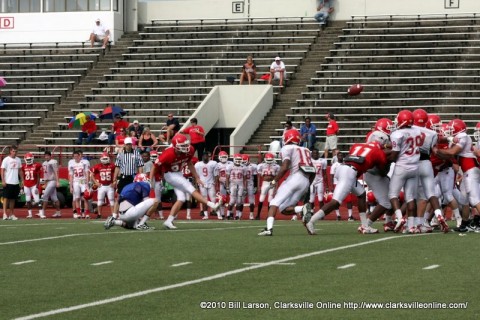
[241,154,258,220]
[256,153,280,219]
[195,152,220,219]
[68,151,90,218]
[258,129,315,236]
[309,149,328,208]
[39,151,62,218]
[226,154,246,219]
[214,151,232,218]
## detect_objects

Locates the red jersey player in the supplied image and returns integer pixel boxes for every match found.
[90,152,116,218]
[21,153,42,218]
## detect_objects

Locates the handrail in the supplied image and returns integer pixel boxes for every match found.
[351,12,479,21]
[150,16,315,26]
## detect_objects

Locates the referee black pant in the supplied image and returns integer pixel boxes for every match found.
[117,175,134,194]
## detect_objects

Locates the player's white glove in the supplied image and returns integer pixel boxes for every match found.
[269,180,276,189]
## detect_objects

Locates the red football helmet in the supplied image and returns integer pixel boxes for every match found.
[150,150,159,161]
[218,151,229,163]
[283,129,301,145]
[412,108,428,127]
[241,154,250,165]
[426,114,442,132]
[171,134,190,153]
[374,118,394,135]
[474,122,480,141]
[100,152,110,164]
[264,153,275,164]
[134,173,150,182]
[324,192,334,203]
[445,119,466,137]
[24,152,34,165]
[233,153,243,165]
[83,189,93,200]
[366,191,376,203]
[439,123,449,139]
[395,110,414,129]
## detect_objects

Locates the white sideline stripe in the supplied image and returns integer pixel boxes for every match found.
[171,262,192,267]
[0,225,269,246]
[243,262,296,266]
[337,263,356,269]
[423,264,440,270]
[0,222,79,228]
[12,260,36,265]
[91,261,113,266]
[13,233,437,320]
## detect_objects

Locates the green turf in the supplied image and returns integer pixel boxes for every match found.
[0,219,478,320]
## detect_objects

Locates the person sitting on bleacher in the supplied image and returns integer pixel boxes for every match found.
[90,18,110,49]
[268,56,287,87]
[108,114,130,145]
[314,0,334,25]
[76,118,97,145]
[239,56,257,85]
[128,120,144,139]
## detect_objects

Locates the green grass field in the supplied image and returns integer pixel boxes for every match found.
[0,219,478,320]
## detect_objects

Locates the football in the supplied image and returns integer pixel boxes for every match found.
[347,84,364,96]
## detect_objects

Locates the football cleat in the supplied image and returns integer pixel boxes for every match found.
[383,221,395,232]
[104,216,116,230]
[258,228,273,236]
[305,222,316,235]
[393,217,406,233]
[301,203,313,224]
[358,225,379,234]
[291,215,297,221]
[3,214,9,220]
[26,214,33,219]
[10,215,18,221]
[135,223,154,231]
[418,225,433,233]
[454,225,468,233]
[437,216,450,233]
[52,212,62,218]
[163,220,177,230]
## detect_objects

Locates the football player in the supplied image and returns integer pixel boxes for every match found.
[258,129,315,236]
[256,153,280,220]
[149,150,164,220]
[329,151,344,220]
[104,173,158,230]
[182,155,198,220]
[306,141,389,235]
[241,154,257,220]
[90,152,115,218]
[308,149,328,212]
[214,150,232,218]
[150,134,221,229]
[68,150,90,219]
[226,154,247,220]
[195,152,219,219]
[38,151,62,219]
[21,153,43,219]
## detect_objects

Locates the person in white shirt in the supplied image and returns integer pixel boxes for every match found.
[268,56,287,87]
[89,18,110,49]
[1,145,21,220]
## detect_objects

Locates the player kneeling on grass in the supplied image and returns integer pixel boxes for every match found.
[150,134,222,230]
[104,173,158,230]
[305,141,389,235]
[258,129,315,236]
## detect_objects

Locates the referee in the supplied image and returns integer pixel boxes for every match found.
[113,137,144,193]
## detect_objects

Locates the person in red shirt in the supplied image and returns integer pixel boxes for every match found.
[76,119,98,145]
[21,153,42,219]
[90,152,116,218]
[324,113,339,161]
[150,134,221,229]
[180,118,206,160]
[108,114,130,145]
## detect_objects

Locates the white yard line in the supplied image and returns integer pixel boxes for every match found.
[337,263,356,269]
[243,262,296,266]
[91,261,113,266]
[171,262,192,267]
[13,233,437,320]
[423,264,440,270]
[12,260,36,265]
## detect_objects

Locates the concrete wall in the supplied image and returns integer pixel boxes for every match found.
[180,85,273,155]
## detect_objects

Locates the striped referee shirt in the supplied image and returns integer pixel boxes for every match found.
[115,149,144,176]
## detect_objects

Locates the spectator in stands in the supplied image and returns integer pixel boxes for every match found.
[281,120,297,146]
[108,114,129,145]
[314,0,335,25]
[138,127,158,152]
[300,117,317,150]
[114,128,128,153]
[128,120,144,139]
[162,113,180,144]
[239,55,257,85]
[1,145,21,221]
[76,118,97,145]
[89,18,110,49]
[268,56,287,87]
[324,112,339,161]
[128,130,138,148]
[180,117,206,159]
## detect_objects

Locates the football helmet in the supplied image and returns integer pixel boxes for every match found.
[374,118,394,135]
[150,150,158,161]
[324,192,334,203]
[218,151,228,163]
[134,173,150,183]
[367,191,376,203]
[171,134,190,153]
[445,119,466,137]
[474,122,480,141]
[241,154,250,166]
[83,189,93,200]
[100,152,110,164]
[24,152,34,165]
[233,153,243,166]
[283,129,301,145]
[426,114,442,132]
[412,108,428,127]
[264,153,275,164]
[394,110,414,129]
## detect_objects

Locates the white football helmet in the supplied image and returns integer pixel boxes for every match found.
[233,153,242,166]
[218,151,228,163]
[24,153,34,165]
[100,152,110,164]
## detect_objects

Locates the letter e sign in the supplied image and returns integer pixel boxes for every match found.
[232,1,244,13]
